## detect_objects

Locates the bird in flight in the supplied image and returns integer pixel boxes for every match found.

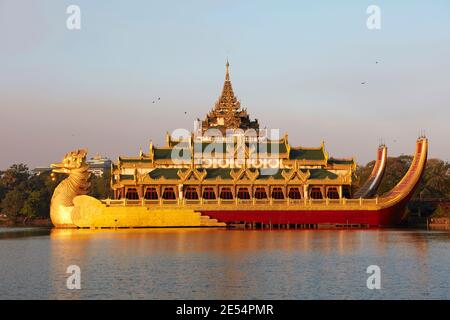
[152,97,161,104]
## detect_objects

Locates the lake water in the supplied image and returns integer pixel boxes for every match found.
[0,227,448,300]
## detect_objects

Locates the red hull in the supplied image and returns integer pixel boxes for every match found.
[200,198,411,227]
[202,208,404,227]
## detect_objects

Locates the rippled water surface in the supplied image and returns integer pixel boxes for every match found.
[0,227,448,299]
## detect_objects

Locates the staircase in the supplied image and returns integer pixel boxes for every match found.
[198,212,227,227]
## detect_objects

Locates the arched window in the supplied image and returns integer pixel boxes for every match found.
[220,187,233,200]
[126,188,139,200]
[254,187,268,199]
[162,187,176,200]
[327,187,340,199]
[202,187,216,200]
[237,187,251,200]
[271,187,285,199]
[144,187,158,200]
[185,187,199,200]
[288,187,302,199]
[310,187,323,199]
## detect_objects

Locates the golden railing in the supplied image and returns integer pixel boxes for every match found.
[100,196,381,210]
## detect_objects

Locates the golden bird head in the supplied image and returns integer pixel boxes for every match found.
[51,149,88,174]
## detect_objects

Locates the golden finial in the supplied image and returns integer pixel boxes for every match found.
[225,59,230,81]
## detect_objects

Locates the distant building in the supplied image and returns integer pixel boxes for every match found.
[86,154,112,177]
[32,154,112,177]
[32,167,52,176]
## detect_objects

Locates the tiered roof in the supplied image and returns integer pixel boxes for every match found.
[112,62,357,186]
[114,166,353,187]
[115,137,355,169]
[202,61,259,133]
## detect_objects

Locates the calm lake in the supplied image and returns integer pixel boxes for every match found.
[0,227,448,300]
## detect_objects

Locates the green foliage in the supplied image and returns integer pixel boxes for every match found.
[0,189,26,222]
[431,205,450,218]
[415,159,450,199]
[378,155,412,195]
[1,164,30,189]
[352,160,375,194]
[20,190,49,219]
[0,182,5,203]
[89,172,112,199]
[0,164,61,222]
[355,156,449,200]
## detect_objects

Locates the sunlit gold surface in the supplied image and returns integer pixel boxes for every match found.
[50,149,90,227]
[49,139,427,228]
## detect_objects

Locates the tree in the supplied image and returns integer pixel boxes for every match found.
[90,172,112,199]
[20,190,47,221]
[415,159,450,199]
[431,205,450,218]
[1,164,30,190]
[0,189,26,223]
[0,180,5,203]
[377,155,412,195]
[352,161,375,195]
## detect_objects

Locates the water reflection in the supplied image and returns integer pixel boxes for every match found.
[0,227,448,299]
[0,227,50,239]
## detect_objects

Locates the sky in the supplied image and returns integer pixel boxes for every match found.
[0,0,449,170]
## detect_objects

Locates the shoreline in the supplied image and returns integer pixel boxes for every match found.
[0,217,53,228]
[0,217,448,230]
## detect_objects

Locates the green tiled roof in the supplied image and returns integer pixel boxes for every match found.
[257,169,285,180]
[153,148,173,160]
[149,168,184,179]
[328,158,354,165]
[205,168,233,180]
[119,158,153,163]
[194,142,231,153]
[246,143,287,154]
[148,168,233,180]
[154,148,191,160]
[308,169,338,180]
[289,148,325,160]
[119,174,135,181]
[140,167,339,181]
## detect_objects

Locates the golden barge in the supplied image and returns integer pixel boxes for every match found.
[50,62,428,228]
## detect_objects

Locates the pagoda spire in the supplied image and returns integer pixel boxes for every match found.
[215,60,240,113]
[201,62,259,133]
